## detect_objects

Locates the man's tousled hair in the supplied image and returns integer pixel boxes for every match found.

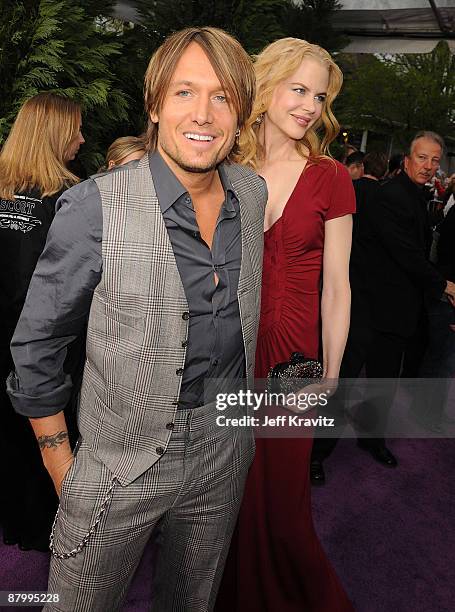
[144,27,255,158]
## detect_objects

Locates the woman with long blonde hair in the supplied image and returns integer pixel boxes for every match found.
[217,39,355,611]
[0,92,84,552]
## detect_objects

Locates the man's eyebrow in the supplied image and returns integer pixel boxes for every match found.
[169,80,227,93]
[290,82,327,95]
[170,80,193,87]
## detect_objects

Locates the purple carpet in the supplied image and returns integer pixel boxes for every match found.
[1,438,454,611]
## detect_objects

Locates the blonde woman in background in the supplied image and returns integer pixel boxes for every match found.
[217,39,355,612]
[99,135,146,172]
[0,93,84,551]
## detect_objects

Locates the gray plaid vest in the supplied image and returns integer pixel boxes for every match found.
[78,155,266,484]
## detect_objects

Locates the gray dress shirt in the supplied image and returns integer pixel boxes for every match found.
[8,152,244,416]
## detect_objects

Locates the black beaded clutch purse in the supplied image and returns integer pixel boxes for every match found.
[266,352,323,395]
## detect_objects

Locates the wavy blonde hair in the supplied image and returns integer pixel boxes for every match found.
[237,38,343,168]
[0,93,81,199]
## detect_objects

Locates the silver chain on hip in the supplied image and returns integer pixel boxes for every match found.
[49,478,117,559]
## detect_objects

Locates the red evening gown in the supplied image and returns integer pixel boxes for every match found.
[216,159,356,611]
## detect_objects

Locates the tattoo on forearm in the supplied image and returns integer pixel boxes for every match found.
[37,431,68,450]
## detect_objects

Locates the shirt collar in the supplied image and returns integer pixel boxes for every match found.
[148,151,237,213]
[149,151,186,213]
[218,164,237,213]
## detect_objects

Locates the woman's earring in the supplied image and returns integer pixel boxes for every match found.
[255,113,264,125]
[235,128,241,140]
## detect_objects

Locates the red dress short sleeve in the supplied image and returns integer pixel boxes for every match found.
[325,160,356,221]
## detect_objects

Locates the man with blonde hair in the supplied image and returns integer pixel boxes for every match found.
[8,27,266,611]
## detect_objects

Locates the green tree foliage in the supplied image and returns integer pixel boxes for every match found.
[0,1,39,130]
[133,0,286,55]
[336,42,455,148]
[0,0,129,171]
[280,0,346,52]
[133,0,343,55]
[393,42,455,141]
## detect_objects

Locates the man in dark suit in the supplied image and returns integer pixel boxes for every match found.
[311,136,455,484]
[367,133,454,371]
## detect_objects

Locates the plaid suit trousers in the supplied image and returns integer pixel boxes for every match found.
[45,402,255,612]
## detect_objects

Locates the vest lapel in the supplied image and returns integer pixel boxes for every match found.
[224,165,263,296]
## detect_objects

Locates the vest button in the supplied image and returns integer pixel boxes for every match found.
[182,312,190,320]
[166,422,174,430]
[181,340,188,348]
[156,447,164,455]
[176,368,184,375]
